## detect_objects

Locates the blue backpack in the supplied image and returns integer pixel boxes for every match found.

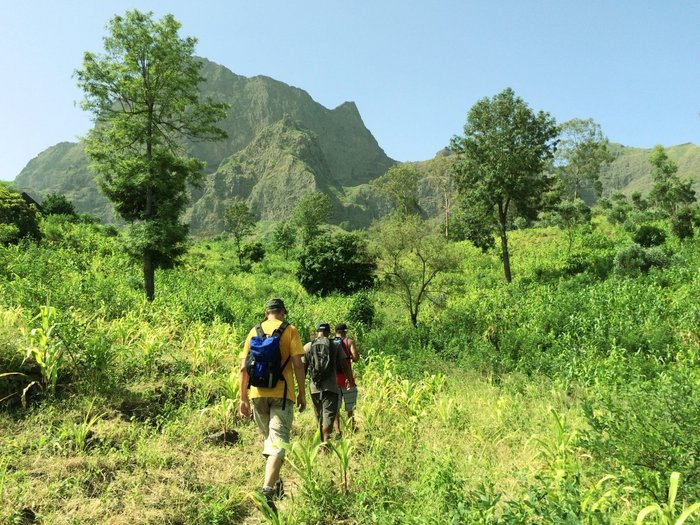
[246,322,291,407]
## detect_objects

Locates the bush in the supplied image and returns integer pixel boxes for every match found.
[671,207,695,239]
[296,231,376,296]
[240,241,265,263]
[582,366,700,501]
[613,243,669,276]
[41,193,77,216]
[347,291,376,329]
[0,186,41,243]
[633,224,666,247]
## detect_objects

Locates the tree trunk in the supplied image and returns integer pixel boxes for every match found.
[144,251,155,302]
[498,201,512,283]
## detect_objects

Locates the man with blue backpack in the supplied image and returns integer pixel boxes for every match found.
[239,298,306,511]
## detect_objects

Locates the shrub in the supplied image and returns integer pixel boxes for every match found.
[296,231,376,296]
[0,186,41,243]
[582,367,700,501]
[614,243,669,276]
[633,224,666,247]
[671,207,694,239]
[347,291,376,329]
[41,193,77,216]
[240,241,265,263]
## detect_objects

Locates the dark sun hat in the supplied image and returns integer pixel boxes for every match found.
[265,298,286,312]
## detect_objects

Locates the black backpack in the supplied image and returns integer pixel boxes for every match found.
[246,322,291,406]
[307,336,336,385]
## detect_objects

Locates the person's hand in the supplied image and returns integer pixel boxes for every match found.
[239,399,252,419]
[345,379,351,389]
[296,392,306,413]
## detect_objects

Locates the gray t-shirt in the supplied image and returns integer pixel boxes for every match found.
[303,338,343,394]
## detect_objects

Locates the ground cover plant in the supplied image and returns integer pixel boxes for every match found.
[1,212,700,524]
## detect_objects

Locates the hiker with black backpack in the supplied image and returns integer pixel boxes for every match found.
[304,322,353,443]
[239,298,306,511]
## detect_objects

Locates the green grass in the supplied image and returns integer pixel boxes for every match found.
[2,219,700,523]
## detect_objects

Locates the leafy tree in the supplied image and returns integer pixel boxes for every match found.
[671,206,695,239]
[292,191,331,244]
[648,145,696,219]
[450,88,559,282]
[425,154,456,238]
[41,193,77,216]
[296,231,376,296]
[550,199,592,254]
[555,118,613,199]
[371,164,423,216]
[224,199,256,266]
[75,10,228,301]
[371,214,458,327]
[272,221,297,258]
[0,186,41,243]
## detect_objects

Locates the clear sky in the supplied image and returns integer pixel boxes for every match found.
[1,0,698,181]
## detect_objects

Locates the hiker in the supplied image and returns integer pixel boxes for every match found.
[239,298,306,510]
[304,322,353,443]
[334,323,359,435]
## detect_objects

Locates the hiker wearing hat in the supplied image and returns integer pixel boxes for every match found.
[334,323,359,435]
[304,322,353,442]
[239,298,306,510]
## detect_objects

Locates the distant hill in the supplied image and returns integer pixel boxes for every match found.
[13,57,699,231]
[600,143,700,198]
[15,58,395,233]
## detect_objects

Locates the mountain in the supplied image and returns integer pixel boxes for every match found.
[600,143,700,197]
[14,58,395,232]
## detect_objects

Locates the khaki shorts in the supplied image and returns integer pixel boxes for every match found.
[252,397,294,459]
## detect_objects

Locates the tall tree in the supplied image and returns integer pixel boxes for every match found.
[371,164,423,216]
[425,154,456,238]
[371,214,458,327]
[272,222,297,258]
[647,145,695,219]
[75,10,228,301]
[224,199,256,266]
[450,88,558,282]
[292,192,331,244]
[555,118,613,199]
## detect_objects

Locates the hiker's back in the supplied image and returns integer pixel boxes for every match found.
[305,336,339,393]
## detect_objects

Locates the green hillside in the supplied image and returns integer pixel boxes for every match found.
[14,58,395,232]
[600,142,700,197]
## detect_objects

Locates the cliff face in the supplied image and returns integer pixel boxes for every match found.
[15,58,395,232]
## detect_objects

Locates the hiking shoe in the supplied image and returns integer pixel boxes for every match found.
[274,478,285,499]
[260,486,277,513]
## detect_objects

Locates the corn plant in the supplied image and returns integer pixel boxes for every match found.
[24,303,66,394]
[282,433,323,499]
[60,398,106,452]
[329,437,352,493]
[636,472,700,525]
[247,490,298,524]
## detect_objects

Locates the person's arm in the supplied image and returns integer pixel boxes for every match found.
[292,355,306,412]
[339,345,354,387]
[239,356,251,418]
[348,338,360,362]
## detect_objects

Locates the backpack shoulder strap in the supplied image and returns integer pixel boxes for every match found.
[273,321,289,337]
[255,324,265,338]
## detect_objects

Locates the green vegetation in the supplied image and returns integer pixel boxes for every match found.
[75,10,229,301]
[3,199,699,522]
[4,14,700,524]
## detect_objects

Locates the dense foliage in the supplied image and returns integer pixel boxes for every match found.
[296,231,376,296]
[2,209,700,522]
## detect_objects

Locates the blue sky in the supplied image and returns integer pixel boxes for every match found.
[1,1,698,181]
